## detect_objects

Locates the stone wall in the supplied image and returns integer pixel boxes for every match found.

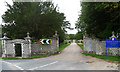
[31,38,59,55]
[2,39,31,58]
[83,35,120,56]
[1,31,59,58]
[5,42,15,57]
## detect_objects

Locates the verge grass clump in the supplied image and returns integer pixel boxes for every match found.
[83,53,120,61]
[59,42,70,52]
[77,43,84,50]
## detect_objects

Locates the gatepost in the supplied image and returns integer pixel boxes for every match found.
[24,32,32,57]
[1,33,10,57]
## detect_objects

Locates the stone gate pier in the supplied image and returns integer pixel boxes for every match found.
[1,33,31,58]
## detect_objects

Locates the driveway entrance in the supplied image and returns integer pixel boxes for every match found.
[15,44,22,57]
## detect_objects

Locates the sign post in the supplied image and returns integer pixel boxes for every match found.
[106,32,120,57]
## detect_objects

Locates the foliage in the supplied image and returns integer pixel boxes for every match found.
[2,2,71,43]
[64,41,68,44]
[69,34,75,40]
[76,2,120,40]
[65,34,75,40]
[83,53,120,61]
[59,42,70,52]
[77,43,84,50]
[65,34,70,40]
[75,32,83,40]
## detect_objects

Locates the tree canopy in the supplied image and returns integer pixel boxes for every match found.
[75,2,120,40]
[74,32,83,40]
[2,2,71,43]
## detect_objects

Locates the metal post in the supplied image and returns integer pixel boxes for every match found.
[105,47,107,57]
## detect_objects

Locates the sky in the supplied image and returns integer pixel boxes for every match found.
[0,0,81,34]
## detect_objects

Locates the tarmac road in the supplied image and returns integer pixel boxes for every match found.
[1,41,119,70]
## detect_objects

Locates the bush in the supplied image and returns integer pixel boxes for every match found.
[64,41,68,44]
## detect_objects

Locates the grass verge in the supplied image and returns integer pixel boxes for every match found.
[77,43,84,50]
[2,57,22,60]
[83,53,120,61]
[59,43,70,52]
[2,53,59,60]
[1,43,70,60]
[77,42,119,62]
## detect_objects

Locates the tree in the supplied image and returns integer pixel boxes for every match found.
[69,34,75,40]
[76,2,120,40]
[65,34,70,40]
[2,2,71,43]
[75,32,83,40]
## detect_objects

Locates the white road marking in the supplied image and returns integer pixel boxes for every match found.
[2,61,24,70]
[29,61,58,70]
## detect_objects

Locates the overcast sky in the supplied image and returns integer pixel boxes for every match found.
[0,0,81,34]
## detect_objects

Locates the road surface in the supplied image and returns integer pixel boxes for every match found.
[1,42,119,70]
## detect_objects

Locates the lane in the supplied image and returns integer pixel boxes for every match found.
[33,42,93,70]
[2,42,118,70]
[34,61,92,70]
[46,43,89,62]
[29,61,58,70]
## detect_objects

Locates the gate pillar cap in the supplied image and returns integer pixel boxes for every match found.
[1,33,10,40]
[110,31,116,39]
[24,32,31,40]
[53,31,59,38]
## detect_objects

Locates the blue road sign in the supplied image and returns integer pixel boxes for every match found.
[105,37,120,57]
[89,44,92,47]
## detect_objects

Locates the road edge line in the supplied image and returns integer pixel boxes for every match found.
[29,61,58,70]
[2,61,24,70]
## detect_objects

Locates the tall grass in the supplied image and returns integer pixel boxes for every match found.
[59,42,70,52]
[77,43,84,50]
